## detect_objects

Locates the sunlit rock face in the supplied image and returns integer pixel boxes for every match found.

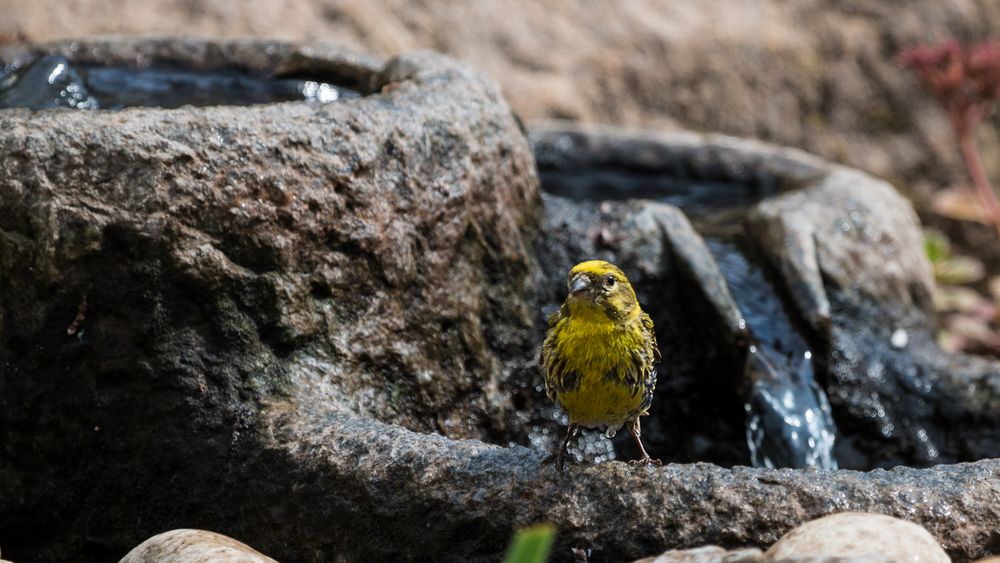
[0,37,541,439]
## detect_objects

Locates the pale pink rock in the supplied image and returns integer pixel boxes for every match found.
[764,512,949,562]
[119,529,277,563]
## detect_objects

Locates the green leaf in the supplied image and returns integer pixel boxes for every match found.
[923,229,951,263]
[503,523,556,563]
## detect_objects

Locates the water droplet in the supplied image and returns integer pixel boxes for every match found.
[891,328,909,349]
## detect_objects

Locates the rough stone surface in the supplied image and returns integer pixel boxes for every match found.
[120,530,277,563]
[0,38,538,561]
[763,512,949,562]
[262,405,1000,562]
[0,37,539,437]
[748,169,934,333]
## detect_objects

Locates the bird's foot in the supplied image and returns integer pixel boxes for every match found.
[628,456,662,468]
[542,452,570,472]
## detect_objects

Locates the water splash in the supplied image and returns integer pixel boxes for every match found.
[524,406,617,464]
[707,239,838,470]
[746,349,837,469]
[0,55,98,109]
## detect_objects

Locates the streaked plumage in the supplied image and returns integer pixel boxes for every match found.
[541,260,660,470]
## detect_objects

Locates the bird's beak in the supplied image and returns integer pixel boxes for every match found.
[570,275,590,296]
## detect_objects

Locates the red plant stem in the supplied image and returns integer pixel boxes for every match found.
[958,125,1000,239]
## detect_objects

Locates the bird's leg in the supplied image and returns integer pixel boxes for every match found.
[543,423,579,471]
[627,419,662,467]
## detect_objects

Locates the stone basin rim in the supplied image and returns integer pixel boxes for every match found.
[270,400,1000,561]
[529,118,834,182]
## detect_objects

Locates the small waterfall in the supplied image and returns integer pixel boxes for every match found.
[706,239,838,469]
[745,348,838,469]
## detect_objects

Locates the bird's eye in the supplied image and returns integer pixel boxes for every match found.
[605,275,617,287]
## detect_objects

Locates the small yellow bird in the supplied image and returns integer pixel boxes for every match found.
[541,260,661,470]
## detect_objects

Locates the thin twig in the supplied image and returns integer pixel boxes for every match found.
[958,129,1000,238]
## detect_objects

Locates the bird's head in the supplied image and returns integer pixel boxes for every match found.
[564,260,640,322]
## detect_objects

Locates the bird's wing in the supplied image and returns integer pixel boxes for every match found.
[547,305,567,329]
[540,311,561,400]
[641,311,661,364]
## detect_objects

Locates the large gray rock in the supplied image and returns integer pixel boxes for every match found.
[747,168,934,333]
[0,37,539,561]
[0,37,540,438]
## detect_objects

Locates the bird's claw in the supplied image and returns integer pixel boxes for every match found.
[628,456,662,468]
[542,452,570,472]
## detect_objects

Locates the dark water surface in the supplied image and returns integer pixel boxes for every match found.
[0,54,360,110]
